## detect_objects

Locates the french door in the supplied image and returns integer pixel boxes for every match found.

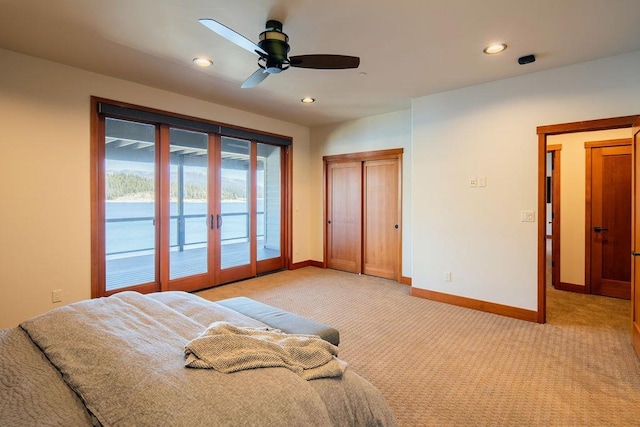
[92,100,288,297]
[216,139,285,285]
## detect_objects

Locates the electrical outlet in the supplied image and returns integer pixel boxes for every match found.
[52,289,62,303]
[469,177,478,187]
[443,271,452,282]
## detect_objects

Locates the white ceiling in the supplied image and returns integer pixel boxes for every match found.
[2,0,640,127]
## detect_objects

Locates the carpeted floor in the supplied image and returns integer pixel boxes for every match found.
[197,267,640,426]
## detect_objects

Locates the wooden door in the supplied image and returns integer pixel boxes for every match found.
[631,118,640,358]
[589,143,632,299]
[363,159,400,279]
[326,161,362,273]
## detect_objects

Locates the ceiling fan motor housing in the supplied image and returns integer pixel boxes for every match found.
[259,20,290,73]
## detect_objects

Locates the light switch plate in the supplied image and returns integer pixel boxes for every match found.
[520,210,535,222]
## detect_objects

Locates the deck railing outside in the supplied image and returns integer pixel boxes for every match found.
[106,211,264,257]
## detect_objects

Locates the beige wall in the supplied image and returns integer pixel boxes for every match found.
[310,110,413,276]
[412,50,640,311]
[548,129,630,287]
[0,49,311,329]
[3,45,640,327]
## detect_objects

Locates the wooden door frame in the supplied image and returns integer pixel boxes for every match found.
[584,139,632,295]
[546,145,561,290]
[632,118,640,357]
[323,148,403,282]
[536,115,639,323]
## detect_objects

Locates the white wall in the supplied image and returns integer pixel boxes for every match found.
[0,48,311,329]
[310,110,412,277]
[412,50,640,311]
[549,129,630,287]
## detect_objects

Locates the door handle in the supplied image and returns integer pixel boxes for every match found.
[217,214,223,229]
[632,252,640,257]
[209,214,214,230]
[593,226,608,232]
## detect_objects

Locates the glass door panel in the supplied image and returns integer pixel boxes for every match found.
[104,118,157,291]
[220,137,251,269]
[169,128,209,280]
[257,143,281,261]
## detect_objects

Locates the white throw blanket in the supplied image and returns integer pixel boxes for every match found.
[185,322,347,380]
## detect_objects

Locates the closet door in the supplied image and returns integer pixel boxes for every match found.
[363,159,399,279]
[326,161,362,273]
[324,149,402,281]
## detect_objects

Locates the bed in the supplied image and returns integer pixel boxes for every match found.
[0,291,396,426]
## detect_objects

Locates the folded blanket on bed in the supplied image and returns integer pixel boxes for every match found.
[185,322,347,380]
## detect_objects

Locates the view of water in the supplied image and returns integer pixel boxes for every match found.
[106,201,264,255]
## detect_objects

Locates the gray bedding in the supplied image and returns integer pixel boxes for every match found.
[0,291,396,426]
[184,321,347,380]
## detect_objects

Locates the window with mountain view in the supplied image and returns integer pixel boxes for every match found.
[92,99,290,297]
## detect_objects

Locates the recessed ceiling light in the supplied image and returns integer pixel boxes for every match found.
[193,57,213,67]
[483,43,507,54]
[301,97,315,104]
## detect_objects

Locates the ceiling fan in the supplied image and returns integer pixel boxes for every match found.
[199,18,360,88]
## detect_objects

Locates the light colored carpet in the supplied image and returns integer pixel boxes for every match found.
[197,267,640,426]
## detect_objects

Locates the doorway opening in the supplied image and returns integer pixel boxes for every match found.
[546,145,561,291]
[537,115,639,323]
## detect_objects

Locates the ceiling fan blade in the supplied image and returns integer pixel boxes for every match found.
[289,55,360,69]
[199,19,267,56]
[241,68,270,88]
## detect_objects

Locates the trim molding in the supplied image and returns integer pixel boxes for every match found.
[584,138,632,148]
[289,260,324,270]
[309,260,324,268]
[537,115,639,135]
[323,148,403,163]
[290,261,410,286]
[556,282,587,294]
[410,287,539,323]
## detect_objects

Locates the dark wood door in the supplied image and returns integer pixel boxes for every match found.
[631,118,640,358]
[590,144,632,299]
[363,159,400,280]
[326,161,362,273]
